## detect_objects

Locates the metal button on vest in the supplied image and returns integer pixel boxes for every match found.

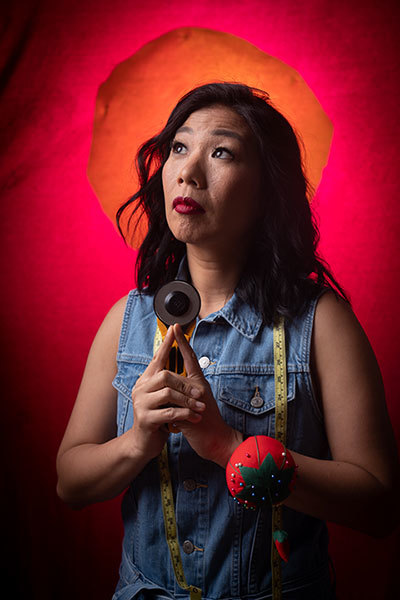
[182,540,195,554]
[250,394,264,408]
[199,356,210,369]
[183,479,197,492]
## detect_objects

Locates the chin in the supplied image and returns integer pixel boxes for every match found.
[173,230,207,246]
[167,215,209,245]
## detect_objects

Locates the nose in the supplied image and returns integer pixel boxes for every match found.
[177,153,206,189]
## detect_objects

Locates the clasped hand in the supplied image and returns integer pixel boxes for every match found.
[130,324,241,467]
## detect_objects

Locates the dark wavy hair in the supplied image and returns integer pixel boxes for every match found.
[117,82,348,324]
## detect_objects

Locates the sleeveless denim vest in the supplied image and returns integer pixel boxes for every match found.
[111,288,335,600]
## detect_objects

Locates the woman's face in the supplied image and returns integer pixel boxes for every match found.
[162,104,261,254]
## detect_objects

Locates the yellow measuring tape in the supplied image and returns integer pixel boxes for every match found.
[154,315,287,600]
[271,314,287,600]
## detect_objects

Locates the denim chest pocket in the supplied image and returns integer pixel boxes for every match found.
[217,373,296,437]
[112,359,149,436]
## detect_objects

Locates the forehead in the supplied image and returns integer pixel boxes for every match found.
[177,104,253,140]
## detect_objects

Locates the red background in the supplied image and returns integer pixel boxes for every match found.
[1,1,399,598]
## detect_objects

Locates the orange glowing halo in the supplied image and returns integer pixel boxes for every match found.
[87,27,333,249]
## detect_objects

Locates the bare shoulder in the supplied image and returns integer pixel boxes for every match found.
[314,290,364,337]
[312,291,376,367]
[96,294,129,338]
[108,294,129,320]
[89,294,129,359]
[312,289,382,388]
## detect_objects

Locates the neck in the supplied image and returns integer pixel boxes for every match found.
[186,244,245,318]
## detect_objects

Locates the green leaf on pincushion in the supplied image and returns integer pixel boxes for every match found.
[273,529,288,543]
[235,453,294,505]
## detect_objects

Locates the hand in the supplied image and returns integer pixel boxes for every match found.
[129,326,206,461]
[172,323,243,467]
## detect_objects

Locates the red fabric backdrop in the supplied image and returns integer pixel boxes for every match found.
[1,1,399,598]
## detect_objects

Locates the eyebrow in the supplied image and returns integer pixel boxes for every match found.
[175,126,244,142]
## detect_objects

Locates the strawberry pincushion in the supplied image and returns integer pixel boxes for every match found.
[226,435,297,509]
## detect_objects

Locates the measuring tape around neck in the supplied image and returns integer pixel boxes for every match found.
[271,314,287,600]
[154,315,287,600]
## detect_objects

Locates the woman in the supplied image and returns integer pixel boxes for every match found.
[57,83,399,599]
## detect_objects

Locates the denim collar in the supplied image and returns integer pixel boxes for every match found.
[176,254,262,341]
[215,293,262,341]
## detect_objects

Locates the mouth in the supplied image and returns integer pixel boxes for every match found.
[173,196,205,215]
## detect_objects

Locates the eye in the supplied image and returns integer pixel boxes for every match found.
[212,146,234,159]
[171,140,187,154]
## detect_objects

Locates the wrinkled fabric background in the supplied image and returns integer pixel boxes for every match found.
[0,1,399,598]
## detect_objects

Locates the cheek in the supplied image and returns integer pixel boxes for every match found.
[222,175,260,232]
[223,173,258,209]
[161,165,169,196]
[162,159,177,192]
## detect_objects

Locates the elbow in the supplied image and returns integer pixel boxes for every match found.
[56,452,88,510]
[56,478,87,511]
[56,478,70,505]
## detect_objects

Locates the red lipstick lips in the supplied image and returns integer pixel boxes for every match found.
[173,196,205,215]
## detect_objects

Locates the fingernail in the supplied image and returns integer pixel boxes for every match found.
[190,387,201,398]
[194,401,205,410]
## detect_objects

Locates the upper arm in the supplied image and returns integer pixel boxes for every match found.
[311,292,399,490]
[57,295,128,460]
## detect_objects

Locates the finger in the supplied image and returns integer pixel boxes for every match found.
[173,323,203,377]
[140,406,202,429]
[167,415,201,432]
[144,370,204,401]
[151,387,206,412]
[137,387,206,413]
[147,325,175,375]
[161,406,203,425]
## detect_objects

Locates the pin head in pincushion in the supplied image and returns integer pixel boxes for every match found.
[226,436,297,510]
